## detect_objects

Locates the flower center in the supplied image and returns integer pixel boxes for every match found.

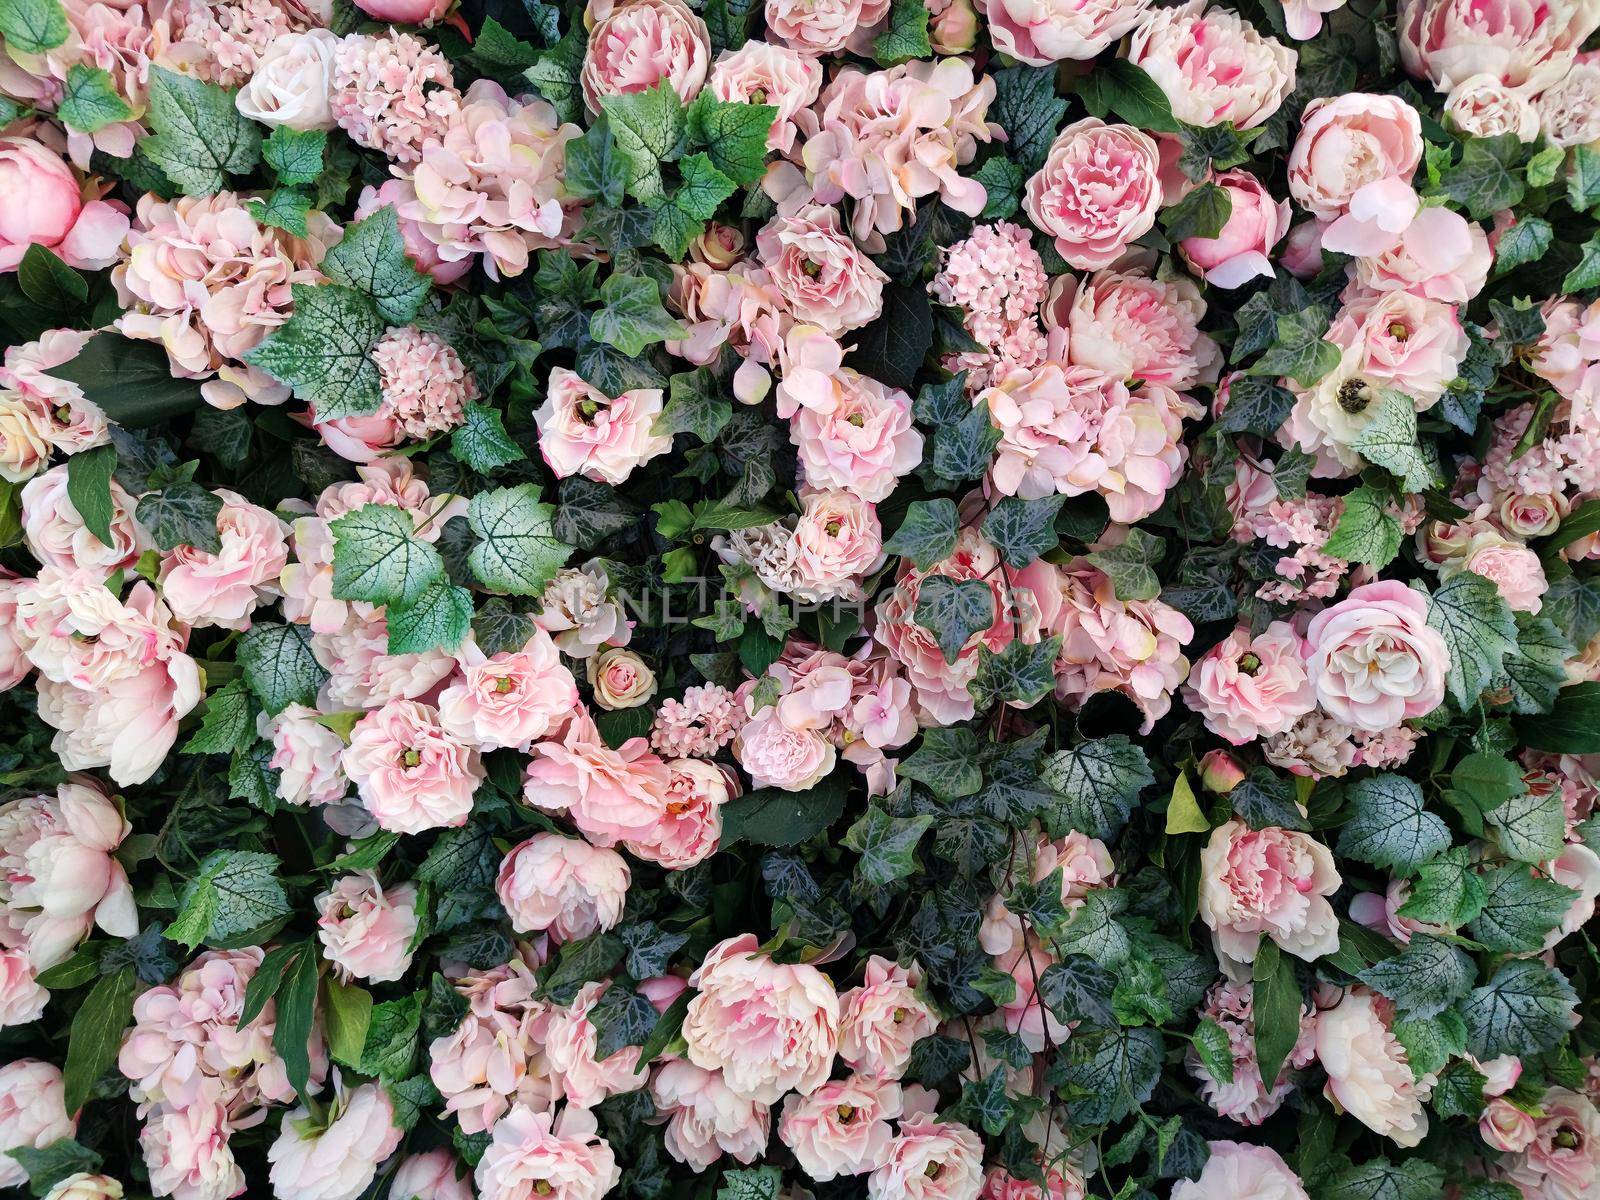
[494,676,515,694]
[836,1104,856,1123]
[1337,377,1374,414]
[892,1007,907,1023]
[402,748,421,769]
[825,520,842,537]
[1387,321,1410,341]
[802,258,823,279]
[925,1162,945,1180]
[577,398,603,424]
[1238,652,1261,675]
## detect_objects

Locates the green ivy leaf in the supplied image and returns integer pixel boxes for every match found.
[872,0,931,64]
[451,402,526,472]
[982,494,1066,568]
[1399,846,1486,928]
[971,636,1061,710]
[387,580,473,655]
[165,849,292,949]
[914,575,995,663]
[601,82,686,199]
[248,188,312,237]
[843,805,934,888]
[1357,934,1475,1019]
[885,498,959,568]
[989,65,1068,173]
[1162,181,1232,242]
[467,484,572,596]
[898,726,983,799]
[1353,390,1439,491]
[1493,215,1553,277]
[1040,736,1154,841]
[589,273,685,357]
[137,482,224,553]
[141,66,260,194]
[719,769,847,847]
[654,367,733,443]
[684,93,775,187]
[1086,528,1166,601]
[1252,310,1342,386]
[1436,133,1525,219]
[262,126,326,187]
[0,0,68,55]
[237,621,328,715]
[1322,485,1403,567]
[1468,863,1577,953]
[182,679,255,755]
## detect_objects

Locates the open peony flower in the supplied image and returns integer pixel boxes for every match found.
[140,1092,243,1200]
[437,631,580,751]
[1187,979,1317,1125]
[1501,1087,1600,1200]
[867,1112,985,1200]
[537,367,672,486]
[1398,0,1599,91]
[757,204,887,336]
[1127,0,1297,130]
[766,0,890,55]
[158,490,289,630]
[0,1060,76,1189]
[1316,988,1432,1146]
[524,709,673,845]
[582,0,711,112]
[779,1075,902,1180]
[388,1151,472,1200]
[342,700,485,834]
[1445,73,1541,140]
[708,42,822,153]
[268,1077,402,1200]
[838,956,939,1078]
[1046,264,1220,391]
[1199,819,1341,977]
[495,831,631,941]
[1303,581,1449,732]
[651,1060,771,1171]
[315,873,420,983]
[474,1104,620,1200]
[1183,621,1316,744]
[977,0,1151,64]
[20,463,149,577]
[1024,118,1163,270]
[1288,94,1423,256]
[1171,1141,1309,1200]
[1534,52,1600,149]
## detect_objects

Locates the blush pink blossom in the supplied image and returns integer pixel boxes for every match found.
[1179,169,1291,289]
[0,1060,75,1189]
[1170,1142,1309,1200]
[626,757,728,868]
[588,647,657,709]
[1047,265,1220,391]
[1303,581,1449,732]
[1183,621,1316,744]
[1501,1086,1600,1200]
[159,490,289,630]
[21,463,149,577]
[524,710,674,845]
[1186,979,1317,1125]
[315,873,420,984]
[1024,118,1163,270]
[766,0,890,54]
[780,1075,903,1180]
[235,28,338,131]
[582,0,711,112]
[1482,1096,1539,1152]
[977,0,1151,64]
[0,137,128,272]
[139,1095,243,1200]
[495,831,630,941]
[474,1104,620,1200]
[537,367,672,486]
[542,980,647,1107]
[427,954,554,1134]
[708,42,822,154]
[791,489,886,602]
[267,1078,403,1200]
[867,1113,985,1200]
[1316,988,1431,1146]
[1444,534,1548,613]
[838,956,939,1079]
[650,1060,771,1171]
[1445,73,1541,140]
[1398,0,1599,91]
[757,204,887,336]
[1127,0,1297,130]
[342,700,485,834]
[388,1151,471,1200]
[0,949,46,1028]
[437,631,580,751]
[733,704,837,791]
[1199,819,1341,977]
[1289,95,1423,252]
[353,0,452,23]
[330,32,462,165]
[1349,204,1491,304]
[1534,53,1600,149]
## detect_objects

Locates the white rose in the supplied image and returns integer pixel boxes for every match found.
[236,30,339,131]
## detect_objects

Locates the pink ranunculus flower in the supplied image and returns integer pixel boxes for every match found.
[315,872,420,983]
[684,933,841,1103]
[1170,1141,1309,1200]
[1502,1086,1600,1200]
[708,42,823,154]
[159,490,289,631]
[537,367,673,486]
[1444,73,1541,140]
[1183,621,1316,745]
[21,463,150,577]
[838,956,939,1079]
[495,831,630,941]
[474,1104,620,1200]
[524,709,673,845]
[1316,988,1432,1146]
[139,1094,244,1200]
[1441,534,1548,613]
[733,704,837,791]
[0,137,129,272]
[976,0,1151,64]
[1179,169,1291,289]
[260,705,350,808]
[267,1077,403,1200]
[1349,204,1492,304]
[1127,0,1297,130]
[342,700,485,834]
[1303,581,1450,732]
[388,1150,472,1200]
[758,204,887,336]
[766,0,891,54]
[1199,819,1341,977]
[650,1059,771,1170]
[791,488,885,602]
[1024,118,1163,270]
[438,630,580,751]
[625,757,728,869]
[1047,265,1220,391]
[582,0,711,113]
[1398,0,1599,91]
[353,0,452,23]
[779,1075,903,1180]
[0,1060,76,1188]
[867,1112,985,1200]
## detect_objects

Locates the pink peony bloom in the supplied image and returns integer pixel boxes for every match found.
[684,933,841,1103]
[427,953,555,1134]
[20,463,149,577]
[626,757,728,868]
[1024,118,1162,270]
[524,709,674,845]
[353,0,452,23]
[1187,979,1317,1125]
[757,204,887,336]
[650,1060,771,1170]
[733,704,837,791]
[1501,1086,1600,1200]
[159,490,289,630]
[267,1078,403,1200]
[1316,988,1431,1146]
[838,956,939,1079]
[1445,73,1541,140]
[791,488,886,602]
[139,1094,243,1200]
[1303,581,1449,732]
[977,0,1151,64]
[388,1151,472,1200]
[1200,819,1341,977]
[0,1060,75,1188]
[541,980,647,1108]
[780,1075,902,1180]
[438,631,580,751]
[1128,0,1295,129]
[1183,622,1316,745]
[766,0,890,54]
[536,367,672,486]
[1047,265,1220,391]
[1534,52,1600,149]
[474,1104,620,1200]
[313,612,457,711]
[1170,1141,1309,1200]
[1179,169,1291,289]
[1444,534,1548,614]
[342,700,485,834]
[1398,0,1599,91]
[315,872,420,983]
[867,1113,985,1200]
[496,831,630,941]
[0,949,46,1028]
[330,31,462,165]
[582,0,711,112]
[708,42,822,154]
[0,137,128,272]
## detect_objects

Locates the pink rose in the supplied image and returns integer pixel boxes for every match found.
[21,463,149,577]
[316,873,419,983]
[0,1060,75,1188]
[524,710,674,846]
[1445,535,1548,613]
[929,0,982,51]
[588,647,657,710]
[1024,119,1162,270]
[1200,748,1248,794]
[140,1096,243,1200]
[1170,1142,1308,1200]
[684,933,841,1103]
[1047,266,1220,391]
[625,757,728,869]
[438,631,580,751]
[342,700,485,834]
[1445,74,1541,140]
[977,0,1151,64]
[267,1078,403,1200]
[234,29,339,130]
[474,1104,620,1200]
[838,956,939,1079]
[0,137,129,273]
[582,0,711,113]
[159,490,289,631]
[1288,94,1423,256]
[1315,989,1431,1146]
[766,0,891,54]
[708,43,822,154]
[758,204,887,336]
[389,1151,471,1200]
[650,1060,770,1171]
[1183,622,1316,744]
[732,705,837,791]
[867,1113,985,1200]
[1199,819,1341,977]
[792,489,885,602]
[495,831,630,941]
[779,1075,903,1180]
[537,367,672,486]
[1481,1096,1539,1152]
[1179,170,1290,289]
[1303,581,1450,731]
[1399,0,1599,91]
[1350,205,1491,303]
[1127,0,1297,130]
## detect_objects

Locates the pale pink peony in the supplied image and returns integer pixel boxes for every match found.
[981,830,1114,957]
[684,933,841,1103]
[733,704,837,791]
[329,31,462,165]
[626,757,728,868]
[1127,0,1297,130]
[536,366,672,486]
[766,0,890,54]
[582,0,711,112]
[0,948,46,1028]
[1183,622,1316,744]
[0,137,128,272]
[1303,581,1449,732]
[524,709,674,845]
[1047,265,1220,391]
[427,953,555,1134]
[496,831,630,941]
[537,563,632,658]
[39,1172,123,1200]
[1445,73,1542,140]
[20,463,149,577]
[0,393,53,483]
[758,204,887,336]
[392,79,581,281]
[1179,169,1291,289]
[315,873,420,983]
[388,1151,472,1200]
[474,1104,620,1200]
[1398,0,1599,91]
[342,700,485,834]
[791,488,886,602]
[977,0,1151,64]
[1288,94,1423,257]
[540,980,646,1108]
[1534,53,1600,149]
[650,1060,771,1170]
[267,1078,403,1200]
[139,1094,243,1200]
[159,489,289,630]
[235,28,339,130]
[1501,1086,1600,1200]
[1024,118,1163,270]
[1349,204,1492,304]
[1170,1142,1309,1200]
[438,631,580,751]
[1316,988,1431,1146]
[780,1075,903,1180]
[708,42,822,154]
[0,1060,76,1189]
[313,611,457,711]
[838,956,939,1079]
[1186,979,1317,1125]
[1199,819,1341,977]
[867,1113,985,1200]
[1443,535,1548,613]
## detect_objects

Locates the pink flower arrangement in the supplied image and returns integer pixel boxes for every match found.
[1023,118,1163,270]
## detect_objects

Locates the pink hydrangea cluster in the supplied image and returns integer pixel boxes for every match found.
[930,222,1049,387]
[369,324,476,441]
[160,0,326,88]
[329,30,462,164]
[650,684,745,758]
